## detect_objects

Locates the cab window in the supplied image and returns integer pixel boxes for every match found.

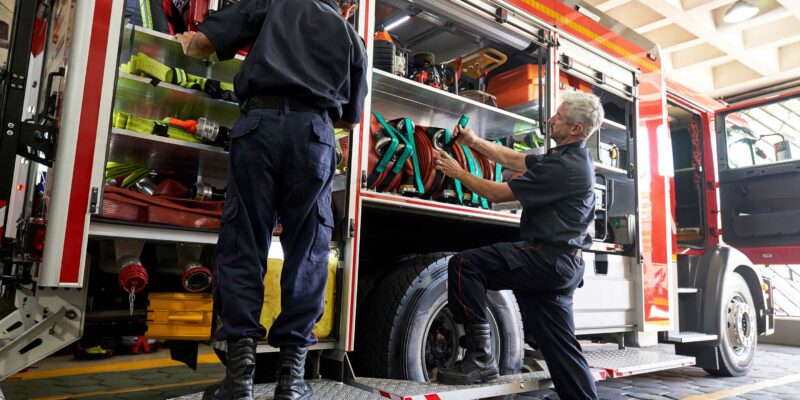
[724,97,800,169]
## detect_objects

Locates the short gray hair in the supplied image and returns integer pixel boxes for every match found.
[561,91,604,139]
[337,0,357,8]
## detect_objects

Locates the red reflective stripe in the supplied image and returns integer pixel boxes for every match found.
[60,0,113,284]
[424,394,442,400]
[379,390,392,399]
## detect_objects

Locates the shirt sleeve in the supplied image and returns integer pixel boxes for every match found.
[524,153,544,170]
[340,36,369,124]
[198,0,269,60]
[508,157,570,209]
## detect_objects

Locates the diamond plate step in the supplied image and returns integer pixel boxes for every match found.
[170,379,383,400]
[585,348,695,378]
[350,371,552,400]
[667,331,718,343]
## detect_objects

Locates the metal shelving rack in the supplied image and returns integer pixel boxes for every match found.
[90,25,244,237]
[364,69,541,223]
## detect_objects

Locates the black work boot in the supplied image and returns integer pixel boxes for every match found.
[273,346,313,400]
[203,338,256,400]
[437,323,499,385]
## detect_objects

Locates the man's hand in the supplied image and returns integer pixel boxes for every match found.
[175,31,198,56]
[435,150,465,179]
[453,125,479,147]
[175,31,215,59]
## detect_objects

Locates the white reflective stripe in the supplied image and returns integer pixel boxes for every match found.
[0,204,6,229]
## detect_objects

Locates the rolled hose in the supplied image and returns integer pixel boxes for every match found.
[367,116,502,206]
[367,113,411,192]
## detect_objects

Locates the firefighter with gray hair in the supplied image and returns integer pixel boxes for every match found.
[434,91,603,399]
[176,0,367,399]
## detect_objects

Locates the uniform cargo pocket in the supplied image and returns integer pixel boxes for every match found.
[553,254,577,282]
[309,119,335,176]
[309,198,334,263]
[230,115,260,139]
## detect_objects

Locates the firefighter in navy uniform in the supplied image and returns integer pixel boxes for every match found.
[434,91,602,400]
[175,1,367,399]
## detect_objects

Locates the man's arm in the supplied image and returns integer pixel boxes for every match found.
[338,34,369,128]
[434,151,517,203]
[180,0,268,60]
[453,126,527,172]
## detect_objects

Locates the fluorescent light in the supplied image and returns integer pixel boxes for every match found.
[575,5,601,23]
[384,15,410,31]
[723,0,759,24]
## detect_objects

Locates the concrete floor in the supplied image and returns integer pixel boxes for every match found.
[1,342,799,399]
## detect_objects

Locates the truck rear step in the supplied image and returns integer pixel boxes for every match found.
[666,331,718,343]
[174,348,693,399]
[172,379,384,400]
[350,372,551,400]
[585,348,695,378]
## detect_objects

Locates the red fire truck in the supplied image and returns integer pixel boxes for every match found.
[1,0,796,398]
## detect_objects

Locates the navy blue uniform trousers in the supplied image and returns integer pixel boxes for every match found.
[448,241,598,400]
[214,105,335,348]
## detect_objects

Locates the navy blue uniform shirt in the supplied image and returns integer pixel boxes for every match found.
[198,0,368,123]
[507,142,596,249]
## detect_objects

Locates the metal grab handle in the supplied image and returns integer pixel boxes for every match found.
[167,314,204,323]
[40,67,65,122]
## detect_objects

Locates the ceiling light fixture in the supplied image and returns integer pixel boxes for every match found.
[723,0,759,24]
[384,15,411,32]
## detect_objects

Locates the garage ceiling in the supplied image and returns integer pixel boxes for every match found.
[583,0,800,100]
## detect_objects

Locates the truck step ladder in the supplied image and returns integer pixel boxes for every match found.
[666,331,718,343]
[584,348,695,378]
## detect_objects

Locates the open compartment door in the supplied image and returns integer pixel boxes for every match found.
[716,90,800,264]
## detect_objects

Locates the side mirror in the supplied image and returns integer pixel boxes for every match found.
[774,140,793,161]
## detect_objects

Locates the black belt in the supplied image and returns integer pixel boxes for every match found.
[241,95,327,116]
[530,240,582,256]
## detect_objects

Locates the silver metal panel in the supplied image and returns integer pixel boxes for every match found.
[667,331,718,343]
[171,379,383,400]
[88,220,218,244]
[352,372,551,400]
[361,191,520,226]
[574,253,636,332]
[121,24,243,84]
[585,348,695,377]
[114,73,240,128]
[371,69,538,140]
[107,128,229,181]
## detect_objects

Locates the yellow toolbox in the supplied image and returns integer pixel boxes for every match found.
[146,292,214,340]
[146,252,338,341]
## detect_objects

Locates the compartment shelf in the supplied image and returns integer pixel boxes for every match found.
[361,191,520,226]
[108,128,229,181]
[371,69,538,140]
[594,162,627,175]
[89,219,219,244]
[122,24,243,83]
[115,73,240,128]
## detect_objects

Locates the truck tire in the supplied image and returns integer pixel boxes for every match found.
[353,253,524,383]
[704,272,757,377]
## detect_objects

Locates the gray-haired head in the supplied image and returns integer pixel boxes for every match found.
[561,91,604,140]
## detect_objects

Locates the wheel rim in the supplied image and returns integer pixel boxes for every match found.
[421,302,502,381]
[726,293,755,356]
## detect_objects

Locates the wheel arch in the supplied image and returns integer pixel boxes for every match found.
[697,245,768,341]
